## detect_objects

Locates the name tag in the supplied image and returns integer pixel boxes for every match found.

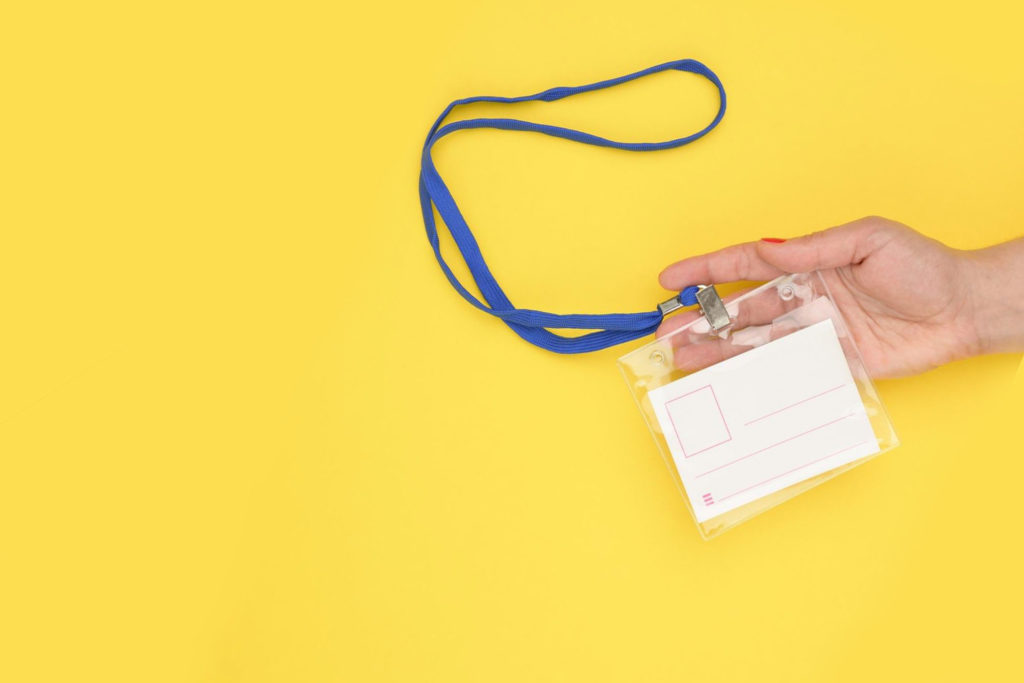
[648,319,879,522]
[620,272,899,538]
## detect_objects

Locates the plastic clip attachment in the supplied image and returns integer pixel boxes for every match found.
[696,285,732,333]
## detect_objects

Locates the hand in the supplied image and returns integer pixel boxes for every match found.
[657,216,1023,378]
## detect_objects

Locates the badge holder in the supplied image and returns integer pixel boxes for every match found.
[420,61,899,539]
[618,272,899,539]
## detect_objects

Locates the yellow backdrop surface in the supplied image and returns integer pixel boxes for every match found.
[2,2,1023,681]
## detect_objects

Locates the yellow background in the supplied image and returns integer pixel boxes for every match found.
[2,2,1023,681]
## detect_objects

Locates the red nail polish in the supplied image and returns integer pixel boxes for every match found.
[761,237,786,243]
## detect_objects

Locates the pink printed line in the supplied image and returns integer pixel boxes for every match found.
[744,383,848,426]
[716,440,871,503]
[695,413,856,479]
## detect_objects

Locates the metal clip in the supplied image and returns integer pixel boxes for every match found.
[657,285,732,334]
[657,295,686,317]
[696,285,732,334]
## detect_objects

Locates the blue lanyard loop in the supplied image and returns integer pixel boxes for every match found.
[419,59,727,353]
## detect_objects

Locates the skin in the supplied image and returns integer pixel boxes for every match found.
[657,216,1024,378]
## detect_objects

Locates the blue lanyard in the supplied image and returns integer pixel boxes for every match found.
[419,59,727,353]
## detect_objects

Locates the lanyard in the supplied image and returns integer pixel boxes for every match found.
[419,59,727,354]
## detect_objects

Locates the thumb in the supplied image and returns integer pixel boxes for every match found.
[755,217,893,273]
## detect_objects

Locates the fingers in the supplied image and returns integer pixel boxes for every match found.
[674,336,743,372]
[660,217,901,292]
[659,242,784,290]
[674,323,800,372]
[655,305,706,339]
[657,283,805,372]
[755,216,897,274]
[656,216,905,374]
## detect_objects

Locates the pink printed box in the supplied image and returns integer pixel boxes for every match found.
[664,385,731,457]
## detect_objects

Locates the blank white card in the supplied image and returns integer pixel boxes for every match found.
[648,318,879,523]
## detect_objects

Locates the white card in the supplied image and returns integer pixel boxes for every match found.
[648,318,880,522]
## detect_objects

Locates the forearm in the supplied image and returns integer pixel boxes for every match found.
[965,237,1024,355]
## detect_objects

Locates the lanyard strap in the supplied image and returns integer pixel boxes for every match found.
[419,59,727,354]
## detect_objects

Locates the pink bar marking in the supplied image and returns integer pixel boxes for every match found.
[695,413,856,479]
[716,440,872,503]
[744,383,849,426]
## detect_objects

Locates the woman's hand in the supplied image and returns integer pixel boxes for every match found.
[657,216,1024,378]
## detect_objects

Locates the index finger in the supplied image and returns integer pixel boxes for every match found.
[658,241,784,290]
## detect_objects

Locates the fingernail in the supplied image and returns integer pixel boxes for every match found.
[760,237,786,243]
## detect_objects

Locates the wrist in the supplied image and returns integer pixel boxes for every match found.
[963,239,1024,356]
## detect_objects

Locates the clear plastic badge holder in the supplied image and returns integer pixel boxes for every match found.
[619,272,899,539]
